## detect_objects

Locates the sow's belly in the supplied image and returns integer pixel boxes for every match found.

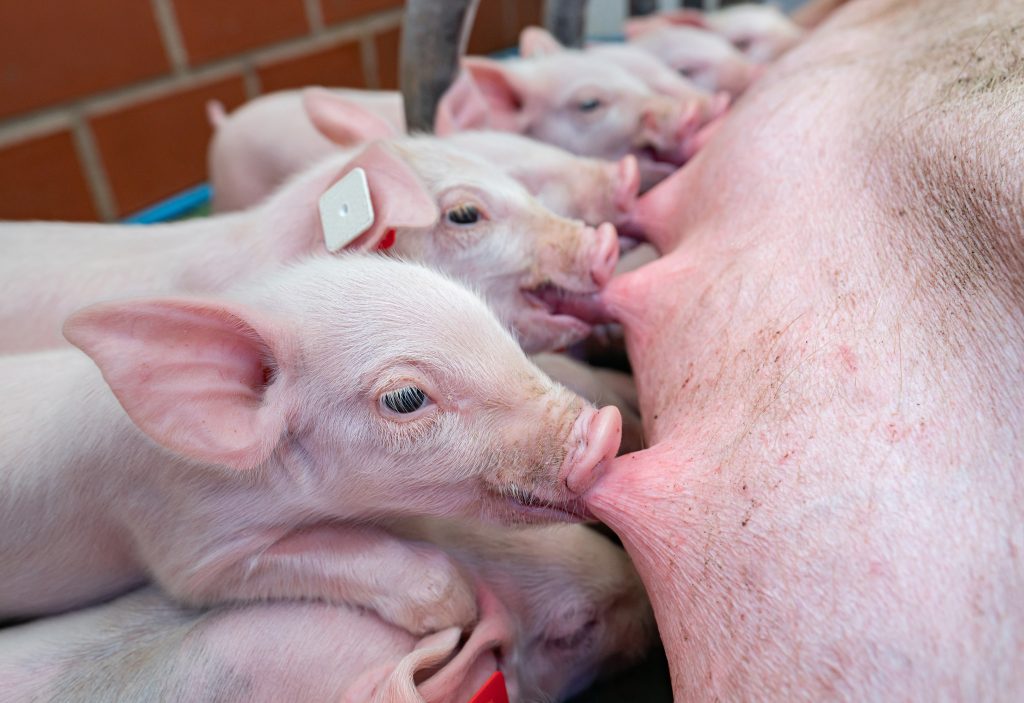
[586,0,1024,699]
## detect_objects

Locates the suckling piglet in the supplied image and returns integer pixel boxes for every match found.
[0,256,622,635]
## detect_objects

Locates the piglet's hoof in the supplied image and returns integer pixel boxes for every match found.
[371,557,478,635]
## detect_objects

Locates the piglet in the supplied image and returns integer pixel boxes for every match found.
[624,18,762,97]
[0,255,622,635]
[210,88,640,231]
[0,521,653,702]
[519,26,732,119]
[630,5,805,64]
[437,129,640,230]
[434,30,722,188]
[2,137,619,355]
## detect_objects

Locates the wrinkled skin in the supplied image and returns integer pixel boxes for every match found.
[574,0,1024,699]
[625,21,761,98]
[0,521,653,703]
[0,257,622,637]
[435,30,724,188]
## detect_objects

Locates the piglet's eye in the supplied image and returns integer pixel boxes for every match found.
[381,386,429,414]
[734,37,754,52]
[447,204,480,225]
[578,98,602,112]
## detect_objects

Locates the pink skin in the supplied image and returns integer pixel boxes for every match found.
[0,256,622,636]
[568,0,1024,699]
[625,21,762,98]
[208,87,405,211]
[0,521,653,703]
[1,136,619,355]
[633,5,806,64]
[434,28,723,188]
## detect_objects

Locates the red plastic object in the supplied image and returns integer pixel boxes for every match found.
[377,228,396,250]
[468,671,509,703]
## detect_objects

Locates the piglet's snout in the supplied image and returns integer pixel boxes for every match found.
[609,155,640,215]
[561,405,622,495]
[587,223,620,287]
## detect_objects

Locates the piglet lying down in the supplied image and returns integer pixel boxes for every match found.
[0,256,621,635]
[0,520,654,703]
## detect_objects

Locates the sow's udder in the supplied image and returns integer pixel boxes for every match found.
[592,0,1024,700]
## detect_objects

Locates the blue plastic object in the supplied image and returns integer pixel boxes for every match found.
[121,183,212,225]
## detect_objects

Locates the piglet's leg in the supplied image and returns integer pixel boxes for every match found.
[159,525,478,636]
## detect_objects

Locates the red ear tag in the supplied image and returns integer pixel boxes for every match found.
[469,671,509,703]
[377,229,397,250]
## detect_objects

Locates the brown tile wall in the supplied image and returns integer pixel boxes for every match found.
[0,129,97,221]
[258,41,367,94]
[89,75,248,216]
[174,0,310,65]
[0,0,533,222]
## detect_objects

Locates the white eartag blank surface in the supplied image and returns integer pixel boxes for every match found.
[319,167,375,253]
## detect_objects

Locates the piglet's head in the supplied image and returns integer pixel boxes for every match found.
[627,22,761,98]
[64,257,621,525]
[385,137,621,354]
[437,30,720,188]
[439,130,640,233]
[637,6,805,64]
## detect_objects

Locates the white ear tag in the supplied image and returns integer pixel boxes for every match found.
[319,167,375,253]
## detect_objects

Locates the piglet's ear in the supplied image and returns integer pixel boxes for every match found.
[64,299,289,471]
[302,87,401,146]
[519,26,564,58]
[325,141,438,251]
[434,70,490,135]
[442,58,527,133]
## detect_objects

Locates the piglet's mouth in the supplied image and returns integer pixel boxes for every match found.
[522,283,610,325]
[496,485,595,523]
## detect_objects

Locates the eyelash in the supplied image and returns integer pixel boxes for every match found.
[380,386,428,414]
